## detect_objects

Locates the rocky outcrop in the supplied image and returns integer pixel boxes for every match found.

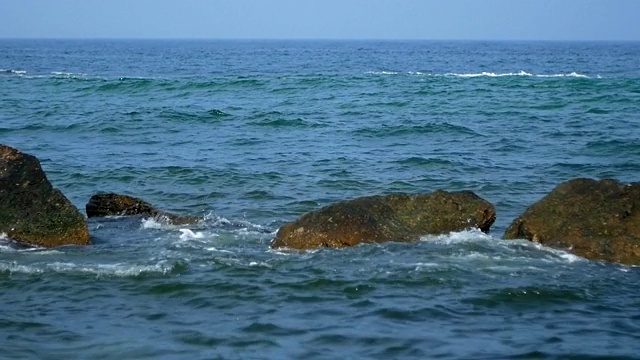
[0,145,90,247]
[504,178,640,265]
[272,191,496,250]
[86,193,200,225]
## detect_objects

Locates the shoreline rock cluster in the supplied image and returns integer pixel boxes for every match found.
[2,144,639,265]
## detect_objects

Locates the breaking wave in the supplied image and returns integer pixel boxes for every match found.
[366,70,597,79]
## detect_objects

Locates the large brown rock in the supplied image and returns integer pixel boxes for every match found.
[86,193,200,225]
[0,145,90,247]
[504,178,640,265]
[272,191,496,249]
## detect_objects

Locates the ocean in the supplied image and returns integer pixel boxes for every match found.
[1,39,640,359]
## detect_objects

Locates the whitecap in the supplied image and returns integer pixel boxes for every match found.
[248,261,272,268]
[444,71,533,78]
[1,69,27,75]
[410,262,440,271]
[437,71,594,79]
[0,260,178,277]
[537,72,590,78]
[205,247,235,254]
[48,261,176,277]
[504,239,585,263]
[178,228,205,240]
[140,216,180,230]
[365,70,400,75]
[419,228,493,244]
[0,262,43,274]
[557,252,583,263]
[266,248,292,256]
[141,217,165,229]
[19,248,63,255]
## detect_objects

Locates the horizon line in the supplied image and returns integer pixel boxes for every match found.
[1,37,639,43]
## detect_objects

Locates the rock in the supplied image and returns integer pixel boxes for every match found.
[272,190,496,249]
[0,145,90,247]
[504,178,640,265]
[86,193,200,225]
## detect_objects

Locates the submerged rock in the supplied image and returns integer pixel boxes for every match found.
[0,145,90,247]
[86,193,200,225]
[272,191,496,250]
[504,178,640,265]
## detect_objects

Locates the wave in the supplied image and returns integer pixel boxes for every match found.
[419,229,584,264]
[50,71,89,78]
[365,70,598,79]
[249,117,326,129]
[364,71,400,75]
[0,69,27,75]
[0,260,182,277]
[354,122,480,138]
[140,214,271,237]
[159,108,231,122]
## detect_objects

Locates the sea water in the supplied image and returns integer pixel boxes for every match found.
[1,40,640,359]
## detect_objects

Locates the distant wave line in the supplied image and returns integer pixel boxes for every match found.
[0,69,27,75]
[365,70,599,79]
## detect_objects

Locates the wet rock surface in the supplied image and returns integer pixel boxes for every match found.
[504,178,640,265]
[272,190,496,250]
[0,145,90,247]
[86,193,201,225]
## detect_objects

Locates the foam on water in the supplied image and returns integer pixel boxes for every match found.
[178,229,206,240]
[364,70,400,75]
[419,228,493,244]
[51,71,88,78]
[444,71,592,78]
[418,229,586,264]
[0,69,27,75]
[0,260,177,277]
[523,241,585,263]
[140,217,166,230]
[205,246,235,254]
[365,70,595,78]
[444,71,534,78]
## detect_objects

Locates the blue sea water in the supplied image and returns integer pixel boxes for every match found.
[1,40,640,359]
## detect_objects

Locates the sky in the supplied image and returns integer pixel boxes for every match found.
[1,0,639,41]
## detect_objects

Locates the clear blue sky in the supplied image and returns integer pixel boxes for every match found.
[1,0,639,41]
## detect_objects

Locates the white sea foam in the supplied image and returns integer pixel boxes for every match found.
[140,216,182,230]
[51,71,88,78]
[267,248,293,256]
[557,252,583,263]
[141,217,165,229]
[1,69,27,75]
[419,228,493,244]
[20,248,64,255]
[410,262,440,271]
[0,260,176,277]
[248,261,272,268]
[366,70,595,79]
[205,246,235,254]
[455,71,593,78]
[444,71,534,78]
[505,239,585,263]
[537,72,590,78]
[178,228,205,240]
[365,70,400,75]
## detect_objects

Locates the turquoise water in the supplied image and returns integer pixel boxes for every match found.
[1,40,640,359]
